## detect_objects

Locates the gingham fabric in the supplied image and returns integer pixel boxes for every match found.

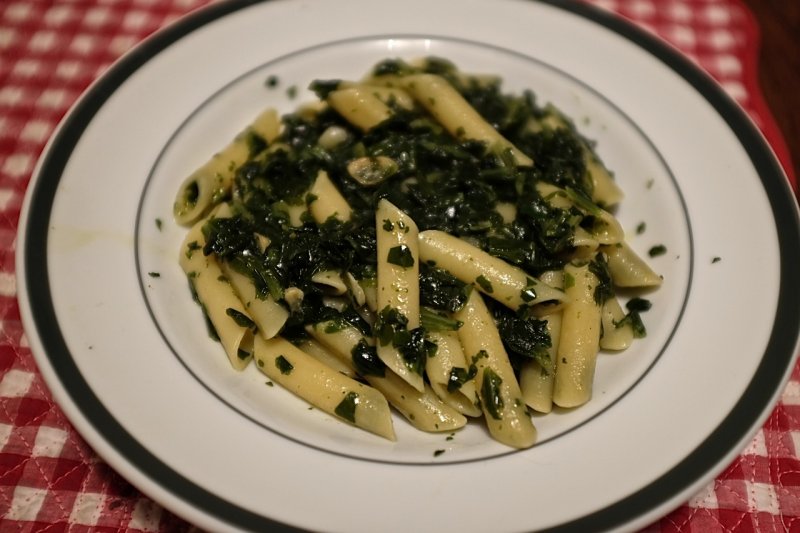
[0,1,797,531]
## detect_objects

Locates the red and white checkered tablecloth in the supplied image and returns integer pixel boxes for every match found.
[0,1,797,531]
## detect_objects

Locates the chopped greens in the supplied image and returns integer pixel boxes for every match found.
[275,355,294,375]
[394,327,436,376]
[614,297,653,338]
[419,264,471,312]
[481,368,504,420]
[373,306,432,375]
[334,391,359,423]
[266,75,279,88]
[475,275,494,293]
[519,278,537,303]
[588,254,614,305]
[447,364,477,392]
[179,57,660,443]
[374,306,409,347]
[490,300,552,372]
[387,245,415,268]
[351,339,386,377]
[226,308,257,330]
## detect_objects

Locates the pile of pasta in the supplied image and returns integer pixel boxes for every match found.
[173,58,661,449]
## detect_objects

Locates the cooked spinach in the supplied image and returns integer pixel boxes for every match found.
[447,364,477,392]
[489,300,552,373]
[335,391,359,423]
[419,264,471,312]
[481,368,504,420]
[614,297,653,338]
[588,253,614,306]
[191,57,641,393]
[351,339,386,377]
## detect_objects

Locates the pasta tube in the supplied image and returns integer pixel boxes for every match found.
[553,262,602,408]
[220,264,289,340]
[571,227,600,259]
[399,74,533,166]
[173,107,279,226]
[204,203,289,340]
[294,338,357,379]
[600,296,634,351]
[536,182,625,245]
[337,81,415,110]
[519,270,564,414]
[327,86,393,131]
[425,330,482,417]
[601,243,663,287]
[454,291,536,448]
[309,170,352,223]
[418,230,565,310]
[307,321,467,432]
[253,335,395,440]
[585,149,624,208]
[179,216,255,370]
[375,199,424,392]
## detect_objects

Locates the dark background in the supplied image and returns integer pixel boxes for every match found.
[740,1,799,185]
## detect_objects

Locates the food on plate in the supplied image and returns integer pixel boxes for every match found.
[173,57,661,448]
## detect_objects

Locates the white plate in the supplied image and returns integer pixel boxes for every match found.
[16,0,800,531]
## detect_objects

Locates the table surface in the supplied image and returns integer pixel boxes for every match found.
[1,0,799,531]
[739,0,799,184]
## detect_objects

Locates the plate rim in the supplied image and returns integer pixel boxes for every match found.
[15,0,800,531]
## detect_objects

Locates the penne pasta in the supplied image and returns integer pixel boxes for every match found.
[311,270,347,295]
[600,295,634,351]
[327,86,393,131]
[220,264,288,340]
[553,262,602,408]
[368,371,467,433]
[337,81,416,110]
[174,107,279,226]
[375,199,424,392]
[536,182,625,245]
[295,338,357,378]
[519,270,564,414]
[308,170,352,223]
[397,73,533,166]
[179,215,256,370]
[201,203,289,340]
[454,290,536,448]
[425,330,482,417]
[418,230,565,310]
[307,321,467,432]
[172,57,662,448]
[571,227,600,259]
[253,335,395,440]
[601,242,663,287]
[585,149,624,208]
